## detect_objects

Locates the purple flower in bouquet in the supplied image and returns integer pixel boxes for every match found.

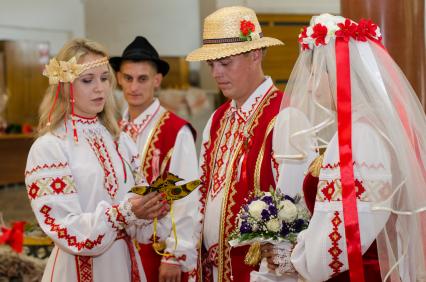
[280,223,290,237]
[261,209,271,221]
[240,221,252,234]
[263,195,273,205]
[268,205,278,216]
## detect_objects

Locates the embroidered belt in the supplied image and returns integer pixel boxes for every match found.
[116,230,141,282]
[204,243,219,268]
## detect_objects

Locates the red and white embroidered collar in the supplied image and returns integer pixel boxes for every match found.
[228,76,273,121]
[121,99,161,141]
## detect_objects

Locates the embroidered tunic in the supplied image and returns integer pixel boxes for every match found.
[25,117,154,282]
[291,122,393,281]
[121,98,201,281]
[199,78,311,281]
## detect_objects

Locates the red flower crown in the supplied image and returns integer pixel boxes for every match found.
[298,14,382,50]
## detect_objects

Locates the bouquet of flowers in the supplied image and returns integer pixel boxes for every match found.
[228,188,310,268]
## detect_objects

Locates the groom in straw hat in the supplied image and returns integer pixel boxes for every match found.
[187,6,309,281]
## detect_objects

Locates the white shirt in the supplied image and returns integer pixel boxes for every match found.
[122,99,201,274]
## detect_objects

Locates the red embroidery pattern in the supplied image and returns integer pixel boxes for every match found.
[163,253,187,262]
[75,255,93,282]
[40,205,104,251]
[120,114,152,141]
[272,156,280,182]
[27,175,76,200]
[205,243,219,267]
[321,161,385,170]
[187,268,198,279]
[229,95,262,121]
[210,116,244,198]
[87,136,119,199]
[105,205,127,231]
[25,162,69,177]
[328,211,343,276]
[74,116,98,125]
[317,178,368,202]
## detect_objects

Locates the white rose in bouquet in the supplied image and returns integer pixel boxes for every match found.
[248,200,268,220]
[278,200,298,223]
[266,218,281,233]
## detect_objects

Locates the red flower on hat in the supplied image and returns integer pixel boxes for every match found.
[311,24,328,46]
[335,19,357,42]
[356,19,380,41]
[240,20,256,41]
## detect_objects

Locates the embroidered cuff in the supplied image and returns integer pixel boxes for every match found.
[161,254,180,265]
[106,200,138,230]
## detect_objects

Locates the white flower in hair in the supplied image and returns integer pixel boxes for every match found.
[278,200,298,223]
[248,200,268,220]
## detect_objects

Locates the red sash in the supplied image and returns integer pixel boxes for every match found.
[138,111,196,282]
[200,88,284,281]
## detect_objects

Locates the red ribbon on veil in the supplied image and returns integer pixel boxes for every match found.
[335,38,365,282]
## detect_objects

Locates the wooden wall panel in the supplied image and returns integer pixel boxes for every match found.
[160,56,190,89]
[258,14,312,90]
[4,41,49,126]
[341,0,426,110]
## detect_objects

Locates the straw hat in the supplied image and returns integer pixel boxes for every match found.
[186,6,283,61]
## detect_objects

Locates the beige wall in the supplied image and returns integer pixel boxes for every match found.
[216,0,339,14]
[85,0,201,60]
[0,0,85,54]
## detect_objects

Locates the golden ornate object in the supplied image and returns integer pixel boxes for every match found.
[42,56,108,85]
[307,154,324,178]
[130,172,201,201]
[244,241,262,266]
[152,241,166,252]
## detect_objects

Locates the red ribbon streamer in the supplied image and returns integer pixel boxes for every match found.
[0,221,25,253]
[335,38,365,282]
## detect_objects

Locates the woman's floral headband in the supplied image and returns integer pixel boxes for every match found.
[42,56,109,85]
[42,56,109,142]
[298,14,382,50]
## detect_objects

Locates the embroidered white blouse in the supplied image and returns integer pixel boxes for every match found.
[121,99,201,275]
[291,122,392,281]
[25,117,154,282]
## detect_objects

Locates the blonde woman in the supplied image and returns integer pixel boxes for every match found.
[25,38,169,282]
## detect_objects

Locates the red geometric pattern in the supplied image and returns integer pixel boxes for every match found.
[272,156,280,182]
[163,253,187,262]
[328,211,343,276]
[317,178,368,202]
[27,175,76,200]
[105,204,127,231]
[119,114,152,142]
[25,162,69,177]
[74,116,98,125]
[75,255,93,282]
[210,116,243,198]
[40,205,104,251]
[86,135,119,199]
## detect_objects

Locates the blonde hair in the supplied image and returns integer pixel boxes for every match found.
[38,38,120,138]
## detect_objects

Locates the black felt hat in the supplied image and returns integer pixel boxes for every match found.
[109,36,169,76]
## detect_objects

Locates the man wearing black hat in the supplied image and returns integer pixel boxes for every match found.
[110,36,201,282]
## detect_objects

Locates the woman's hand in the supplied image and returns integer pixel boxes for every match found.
[261,243,278,270]
[159,262,181,282]
[261,242,296,274]
[129,192,169,220]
